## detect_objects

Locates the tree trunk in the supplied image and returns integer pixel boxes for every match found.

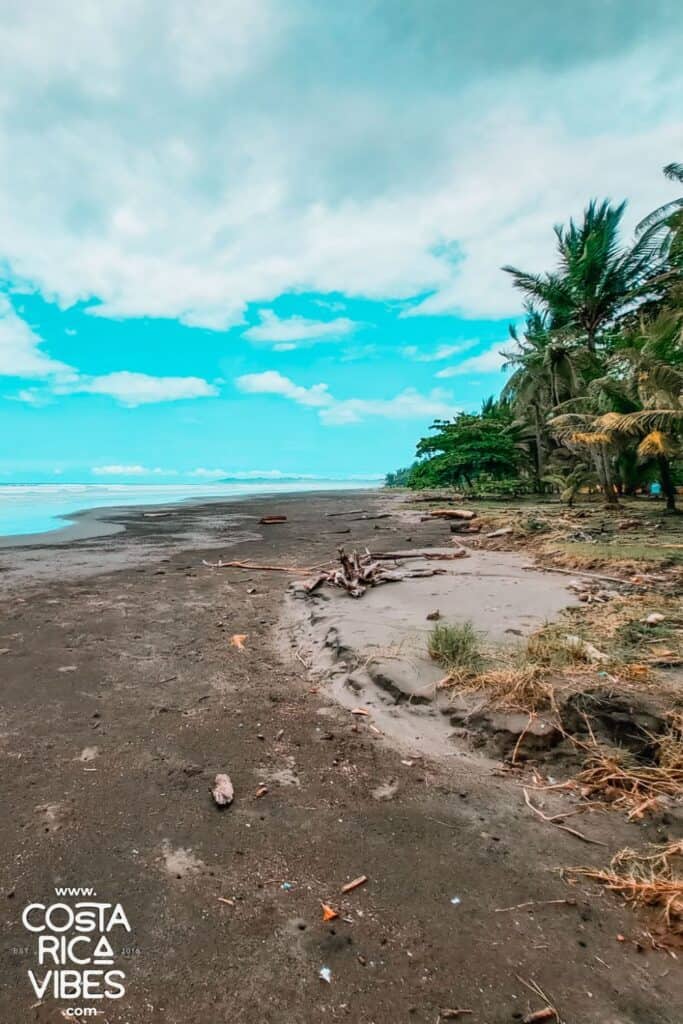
[658,455,678,512]
[597,446,619,506]
[534,407,545,493]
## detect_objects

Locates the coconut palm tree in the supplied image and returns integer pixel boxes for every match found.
[636,163,683,241]
[503,200,666,352]
[603,309,683,511]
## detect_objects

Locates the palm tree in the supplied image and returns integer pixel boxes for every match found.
[636,163,683,241]
[503,306,595,489]
[503,200,665,352]
[604,309,683,511]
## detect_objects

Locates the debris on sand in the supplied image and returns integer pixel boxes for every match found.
[230,634,247,650]
[421,508,476,521]
[321,903,338,922]
[211,773,234,807]
[297,547,463,599]
[325,508,367,517]
[486,526,514,538]
[523,1009,558,1023]
[259,515,287,524]
[516,976,560,1024]
[563,634,609,663]
[341,874,368,894]
[523,788,606,847]
[573,743,683,819]
[319,966,332,984]
[571,841,683,933]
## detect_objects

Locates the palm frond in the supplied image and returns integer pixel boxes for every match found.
[637,430,673,459]
[604,409,683,435]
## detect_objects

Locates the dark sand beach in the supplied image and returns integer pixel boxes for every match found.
[1,490,681,1023]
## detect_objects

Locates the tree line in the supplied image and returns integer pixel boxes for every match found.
[387,164,683,511]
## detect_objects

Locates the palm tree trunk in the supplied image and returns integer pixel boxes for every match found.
[658,455,678,512]
[534,407,545,492]
[598,447,619,506]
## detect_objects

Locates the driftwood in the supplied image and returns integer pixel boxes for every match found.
[325,509,367,517]
[302,548,455,598]
[450,521,481,534]
[350,513,392,520]
[485,527,514,538]
[259,515,287,524]
[203,558,319,573]
[525,565,633,587]
[421,508,476,521]
[373,548,468,561]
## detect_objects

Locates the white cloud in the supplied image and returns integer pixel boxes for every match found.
[237,370,332,407]
[62,371,218,405]
[435,343,508,378]
[2,302,219,405]
[402,341,478,362]
[0,7,679,326]
[0,297,74,378]
[243,310,357,346]
[236,370,457,425]
[93,464,179,476]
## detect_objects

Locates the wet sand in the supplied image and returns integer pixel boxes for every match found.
[0,490,680,1023]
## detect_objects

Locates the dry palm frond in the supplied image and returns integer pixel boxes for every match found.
[637,430,673,458]
[607,409,683,435]
[572,841,683,931]
[570,431,612,446]
[595,411,626,430]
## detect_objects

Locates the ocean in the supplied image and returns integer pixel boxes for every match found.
[0,480,379,539]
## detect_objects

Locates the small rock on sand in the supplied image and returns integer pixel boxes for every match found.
[211,773,234,807]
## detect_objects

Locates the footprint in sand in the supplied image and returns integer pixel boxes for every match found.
[160,839,205,880]
[36,800,74,835]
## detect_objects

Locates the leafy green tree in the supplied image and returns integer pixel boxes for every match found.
[409,400,526,489]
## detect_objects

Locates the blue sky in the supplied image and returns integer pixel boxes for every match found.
[1,1,681,483]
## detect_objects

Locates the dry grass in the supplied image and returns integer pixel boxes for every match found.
[572,841,683,933]
[570,713,683,819]
[458,665,553,712]
[656,712,683,772]
[575,749,683,819]
[524,624,589,669]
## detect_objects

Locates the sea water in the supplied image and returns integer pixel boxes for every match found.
[0,481,379,539]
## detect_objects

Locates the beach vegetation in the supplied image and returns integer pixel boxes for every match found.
[388,163,683,512]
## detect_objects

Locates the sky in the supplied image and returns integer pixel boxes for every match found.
[1,0,681,483]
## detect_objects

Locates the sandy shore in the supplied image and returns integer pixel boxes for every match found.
[0,490,680,1023]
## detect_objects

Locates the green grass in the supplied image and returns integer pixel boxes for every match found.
[428,621,483,673]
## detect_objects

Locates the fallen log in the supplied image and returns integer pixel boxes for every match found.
[422,508,476,521]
